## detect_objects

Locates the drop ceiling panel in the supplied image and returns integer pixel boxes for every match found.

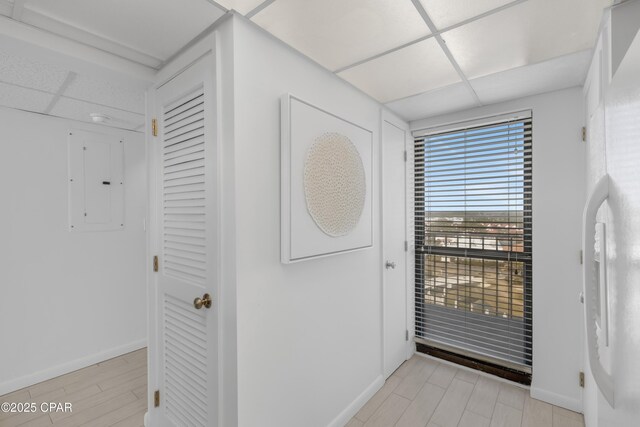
[51,97,144,131]
[23,0,226,61]
[0,49,70,92]
[385,82,477,122]
[338,38,460,103]
[0,0,12,17]
[215,0,266,14]
[0,81,53,112]
[252,0,430,71]
[441,0,612,79]
[419,0,513,29]
[64,74,145,114]
[471,50,591,104]
[18,8,161,68]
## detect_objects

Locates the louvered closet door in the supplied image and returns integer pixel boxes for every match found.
[154,54,218,427]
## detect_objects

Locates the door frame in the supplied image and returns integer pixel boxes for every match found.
[380,109,414,378]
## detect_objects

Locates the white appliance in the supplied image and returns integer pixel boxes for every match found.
[582,174,613,407]
[582,1,640,425]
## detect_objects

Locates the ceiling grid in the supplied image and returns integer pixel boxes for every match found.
[0,0,615,124]
[203,0,229,13]
[409,0,483,107]
[42,70,76,114]
[246,0,277,19]
[247,0,609,117]
[333,0,529,74]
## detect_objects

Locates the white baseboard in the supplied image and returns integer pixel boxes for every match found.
[0,339,147,396]
[530,386,582,413]
[327,374,385,427]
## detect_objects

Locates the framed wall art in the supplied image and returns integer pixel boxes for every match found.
[281,94,373,263]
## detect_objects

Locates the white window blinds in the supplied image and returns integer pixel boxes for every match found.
[414,112,533,371]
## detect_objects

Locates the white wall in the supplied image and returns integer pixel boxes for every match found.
[0,107,147,394]
[230,15,388,427]
[411,87,587,411]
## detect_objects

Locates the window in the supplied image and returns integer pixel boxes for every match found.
[414,112,532,372]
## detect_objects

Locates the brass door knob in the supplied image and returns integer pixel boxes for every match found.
[193,293,212,310]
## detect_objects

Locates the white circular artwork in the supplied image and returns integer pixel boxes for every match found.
[303,132,366,237]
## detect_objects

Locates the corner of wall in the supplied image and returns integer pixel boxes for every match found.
[217,15,239,427]
[327,375,384,427]
[531,386,583,413]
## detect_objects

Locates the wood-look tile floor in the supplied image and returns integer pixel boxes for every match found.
[347,355,585,427]
[0,348,147,427]
[2,350,584,427]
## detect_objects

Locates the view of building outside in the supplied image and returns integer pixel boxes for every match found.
[422,211,525,319]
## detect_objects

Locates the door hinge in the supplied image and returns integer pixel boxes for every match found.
[404,150,408,161]
[579,371,585,388]
[406,330,410,341]
[404,241,409,252]
[582,126,586,142]
[152,118,158,137]
[154,390,160,407]
[579,250,583,265]
[153,255,159,272]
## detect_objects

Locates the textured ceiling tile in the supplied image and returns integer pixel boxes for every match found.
[253,0,430,71]
[51,97,144,131]
[214,0,267,14]
[384,83,477,122]
[0,49,70,92]
[419,0,513,29]
[338,38,460,103]
[25,0,225,60]
[0,81,54,112]
[441,0,611,79]
[0,0,13,17]
[64,74,145,114]
[471,50,592,104]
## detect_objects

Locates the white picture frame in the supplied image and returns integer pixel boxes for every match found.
[281,94,373,263]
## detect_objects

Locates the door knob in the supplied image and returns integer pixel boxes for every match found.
[193,293,212,310]
[385,261,396,269]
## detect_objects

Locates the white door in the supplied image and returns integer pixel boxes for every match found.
[383,120,408,377]
[150,53,218,427]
